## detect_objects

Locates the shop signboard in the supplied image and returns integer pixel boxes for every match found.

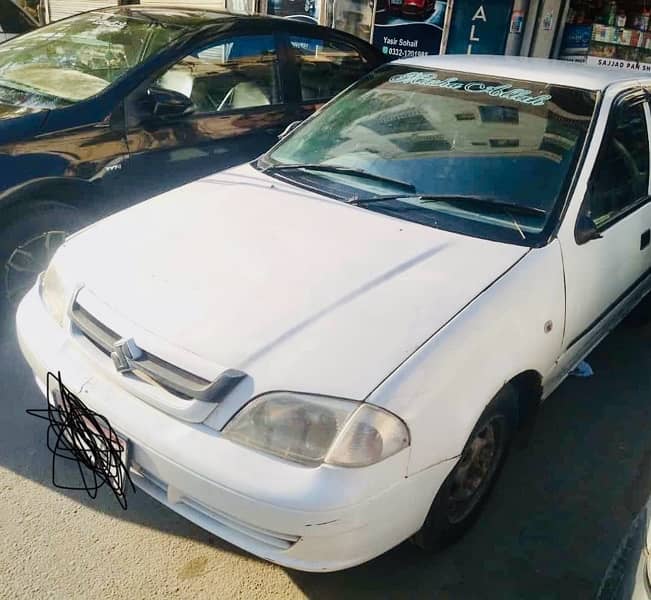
[445,0,514,54]
[559,22,592,55]
[586,55,651,72]
[371,0,448,58]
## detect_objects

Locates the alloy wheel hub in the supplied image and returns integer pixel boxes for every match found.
[4,230,68,306]
[447,416,504,524]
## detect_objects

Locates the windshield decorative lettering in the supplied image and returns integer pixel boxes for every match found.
[388,71,553,107]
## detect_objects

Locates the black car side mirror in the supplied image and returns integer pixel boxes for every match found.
[278,120,302,140]
[147,87,194,119]
[575,214,603,245]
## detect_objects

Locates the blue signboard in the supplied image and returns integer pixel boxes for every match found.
[446,0,514,55]
[559,23,592,54]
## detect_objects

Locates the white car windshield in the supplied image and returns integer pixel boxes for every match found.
[0,10,187,107]
[265,65,598,246]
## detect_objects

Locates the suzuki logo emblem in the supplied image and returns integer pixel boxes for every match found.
[111,338,143,374]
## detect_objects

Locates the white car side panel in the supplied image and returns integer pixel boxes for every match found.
[559,83,651,343]
[551,82,651,385]
[368,241,565,475]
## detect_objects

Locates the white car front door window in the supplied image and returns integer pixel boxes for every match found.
[560,92,651,365]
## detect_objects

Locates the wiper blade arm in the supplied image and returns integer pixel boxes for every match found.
[263,163,416,193]
[347,193,413,205]
[348,193,545,218]
[419,195,546,217]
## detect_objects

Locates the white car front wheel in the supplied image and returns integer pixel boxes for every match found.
[412,384,519,551]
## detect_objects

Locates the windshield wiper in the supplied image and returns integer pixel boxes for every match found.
[262,163,417,193]
[419,195,546,218]
[348,194,545,240]
[348,193,545,217]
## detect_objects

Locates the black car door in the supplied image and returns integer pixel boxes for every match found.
[122,30,298,201]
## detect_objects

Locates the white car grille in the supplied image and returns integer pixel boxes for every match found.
[70,301,211,401]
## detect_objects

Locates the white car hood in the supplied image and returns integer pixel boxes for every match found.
[60,164,528,400]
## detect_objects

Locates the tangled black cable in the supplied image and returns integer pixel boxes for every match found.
[27,371,135,509]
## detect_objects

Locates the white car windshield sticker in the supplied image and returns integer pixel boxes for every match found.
[388,72,552,107]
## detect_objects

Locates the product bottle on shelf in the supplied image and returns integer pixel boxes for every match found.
[606,1,617,25]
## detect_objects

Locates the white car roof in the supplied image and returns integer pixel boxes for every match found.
[396,55,649,91]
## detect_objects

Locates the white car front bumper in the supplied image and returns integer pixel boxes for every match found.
[16,285,454,572]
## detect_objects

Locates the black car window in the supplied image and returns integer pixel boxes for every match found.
[156,35,281,114]
[585,101,650,229]
[0,11,187,105]
[288,36,368,102]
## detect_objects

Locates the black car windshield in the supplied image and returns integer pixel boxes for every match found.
[264,65,597,246]
[0,10,188,107]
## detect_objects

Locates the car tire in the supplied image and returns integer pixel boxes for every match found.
[411,384,519,552]
[0,201,83,314]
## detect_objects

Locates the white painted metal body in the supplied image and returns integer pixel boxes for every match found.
[16,56,651,571]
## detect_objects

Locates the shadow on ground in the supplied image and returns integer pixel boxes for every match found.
[2,307,651,599]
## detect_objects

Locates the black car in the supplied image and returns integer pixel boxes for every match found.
[0,6,384,310]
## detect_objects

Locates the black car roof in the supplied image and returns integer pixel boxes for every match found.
[99,5,377,48]
[104,5,321,26]
[104,5,240,25]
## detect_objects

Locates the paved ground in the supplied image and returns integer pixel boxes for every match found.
[2,310,651,599]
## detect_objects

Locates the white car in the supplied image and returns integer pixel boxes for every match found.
[16,55,651,572]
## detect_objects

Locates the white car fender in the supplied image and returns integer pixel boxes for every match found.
[367,239,566,476]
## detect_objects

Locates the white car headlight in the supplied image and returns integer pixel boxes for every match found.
[39,261,69,327]
[222,392,410,467]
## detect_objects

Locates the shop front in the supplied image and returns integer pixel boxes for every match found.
[368,0,651,65]
[369,0,534,59]
[41,0,372,43]
[37,0,524,58]
[264,0,373,42]
[47,1,120,21]
[557,0,651,71]
[42,0,635,68]
[45,0,269,20]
